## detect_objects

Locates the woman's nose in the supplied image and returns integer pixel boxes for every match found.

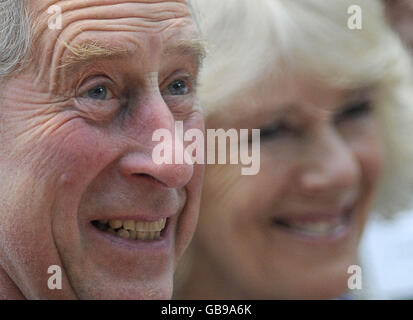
[298,128,360,195]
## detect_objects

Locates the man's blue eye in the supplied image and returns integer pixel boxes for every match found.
[88,85,108,100]
[167,80,189,96]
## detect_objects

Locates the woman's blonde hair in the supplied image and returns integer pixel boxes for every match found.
[190,0,413,216]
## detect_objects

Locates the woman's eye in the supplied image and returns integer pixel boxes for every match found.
[260,122,296,140]
[167,79,189,96]
[335,100,372,123]
[87,85,113,100]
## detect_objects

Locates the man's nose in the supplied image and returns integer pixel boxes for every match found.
[298,128,360,195]
[118,152,194,188]
[118,93,194,189]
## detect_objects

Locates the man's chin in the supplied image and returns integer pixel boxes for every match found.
[68,271,174,300]
[55,231,177,299]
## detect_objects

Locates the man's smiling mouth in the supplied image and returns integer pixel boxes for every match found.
[91,218,167,241]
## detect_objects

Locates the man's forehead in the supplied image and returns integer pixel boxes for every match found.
[30,0,191,12]
[27,0,201,83]
[29,0,193,29]
[30,0,197,48]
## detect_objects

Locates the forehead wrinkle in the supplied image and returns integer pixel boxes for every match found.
[31,0,189,55]
[33,0,191,29]
[34,0,189,11]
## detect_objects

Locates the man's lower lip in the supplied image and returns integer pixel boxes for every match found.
[87,218,173,252]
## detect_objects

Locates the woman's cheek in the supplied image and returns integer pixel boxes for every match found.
[345,120,385,186]
[357,137,384,191]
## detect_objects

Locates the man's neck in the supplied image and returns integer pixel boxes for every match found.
[0,266,25,299]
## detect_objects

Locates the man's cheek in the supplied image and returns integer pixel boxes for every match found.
[1,105,77,158]
[0,166,74,298]
[19,116,107,180]
[186,109,205,130]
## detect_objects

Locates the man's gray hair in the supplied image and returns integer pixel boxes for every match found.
[0,0,31,80]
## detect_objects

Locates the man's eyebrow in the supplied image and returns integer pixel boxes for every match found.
[58,38,207,71]
[165,38,207,67]
[58,41,128,70]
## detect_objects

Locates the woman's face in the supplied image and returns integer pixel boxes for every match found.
[385,0,413,53]
[196,72,384,299]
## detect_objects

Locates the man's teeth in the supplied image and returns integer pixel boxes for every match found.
[95,218,167,241]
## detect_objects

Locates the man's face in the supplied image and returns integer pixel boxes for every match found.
[0,0,204,299]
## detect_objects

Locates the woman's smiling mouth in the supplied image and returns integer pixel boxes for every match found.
[271,207,354,240]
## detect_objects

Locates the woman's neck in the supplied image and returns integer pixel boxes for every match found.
[176,244,247,300]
